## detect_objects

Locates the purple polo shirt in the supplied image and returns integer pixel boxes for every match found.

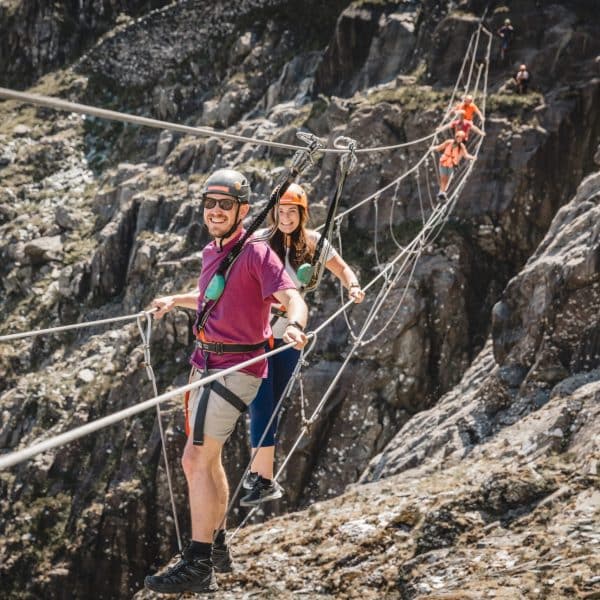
[190,229,295,378]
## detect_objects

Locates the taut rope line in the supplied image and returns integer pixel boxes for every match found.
[0,87,437,154]
[136,313,183,553]
[0,310,157,342]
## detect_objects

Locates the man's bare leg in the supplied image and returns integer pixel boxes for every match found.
[182,434,225,542]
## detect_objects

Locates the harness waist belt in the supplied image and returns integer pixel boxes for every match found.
[195,339,266,354]
[270,306,287,318]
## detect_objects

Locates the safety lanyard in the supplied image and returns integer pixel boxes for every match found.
[298,136,357,292]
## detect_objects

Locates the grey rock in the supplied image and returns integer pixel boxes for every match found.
[55,205,83,230]
[12,124,31,137]
[23,235,63,264]
[156,130,174,164]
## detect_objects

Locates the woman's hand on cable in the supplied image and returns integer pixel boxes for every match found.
[151,296,176,319]
[348,283,365,304]
[283,321,308,350]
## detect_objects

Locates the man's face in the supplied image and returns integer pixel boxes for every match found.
[203,193,249,238]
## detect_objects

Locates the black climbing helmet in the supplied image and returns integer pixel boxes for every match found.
[201,169,251,204]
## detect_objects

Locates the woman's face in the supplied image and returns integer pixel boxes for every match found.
[277,205,301,235]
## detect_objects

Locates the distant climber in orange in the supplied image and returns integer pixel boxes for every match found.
[438,109,485,141]
[433,130,476,200]
[453,94,484,124]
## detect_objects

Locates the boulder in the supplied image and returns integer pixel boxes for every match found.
[23,235,63,264]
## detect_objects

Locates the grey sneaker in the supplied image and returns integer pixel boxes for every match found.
[240,476,284,507]
[144,549,217,594]
[242,470,259,490]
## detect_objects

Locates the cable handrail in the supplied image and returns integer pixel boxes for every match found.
[0,310,157,342]
[0,87,438,155]
[0,206,454,472]
[0,24,491,524]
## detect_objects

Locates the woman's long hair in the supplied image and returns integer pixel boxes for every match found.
[268,205,315,270]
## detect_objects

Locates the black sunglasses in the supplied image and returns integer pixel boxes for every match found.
[203,197,237,210]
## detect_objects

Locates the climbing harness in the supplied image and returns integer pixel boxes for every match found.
[185,370,249,446]
[187,133,323,445]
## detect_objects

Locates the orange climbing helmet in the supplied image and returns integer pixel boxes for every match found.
[280,183,308,211]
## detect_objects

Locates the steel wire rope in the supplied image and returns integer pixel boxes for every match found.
[423,155,437,210]
[0,105,464,468]
[136,313,183,553]
[217,24,493,537]
[356,204,452,346]
[344,190,445,339]
[0,340,302,470]
[231,34,493,522]
[0,204,453,473]
[388,178,408,251]
[0,310,157,342]
[416,168,428,226]
[0,87,438,155]
[0,34,492,582]
[334,212,393,342]
[339,192,436,344]
[356,196,447,345]
[0,24,493,529]
[464,25,482,94]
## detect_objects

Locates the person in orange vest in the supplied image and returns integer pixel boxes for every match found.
[434,130,476,200]
[453,94,484,125]
[438,109,485,141]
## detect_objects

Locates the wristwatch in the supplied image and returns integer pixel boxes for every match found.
[287,320,305,332]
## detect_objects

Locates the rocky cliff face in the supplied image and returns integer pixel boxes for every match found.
[0,0,170,89]
[1,0,599,598]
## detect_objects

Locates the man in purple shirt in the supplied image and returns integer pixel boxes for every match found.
[145,169,308,594]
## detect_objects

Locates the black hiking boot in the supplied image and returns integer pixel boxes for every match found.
[144,548,218,594]
[212,531,233,573]
[240,475,284,507]
[242,470,259,490]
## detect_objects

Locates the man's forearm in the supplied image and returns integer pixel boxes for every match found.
[173,291,200,310]
[285,294,308,329]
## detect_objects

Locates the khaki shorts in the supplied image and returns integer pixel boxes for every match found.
[185,369,260,445]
